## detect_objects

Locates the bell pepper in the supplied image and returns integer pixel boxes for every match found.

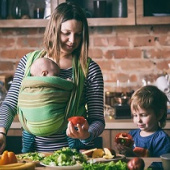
[0,150,17,165]
[115,132,134,147]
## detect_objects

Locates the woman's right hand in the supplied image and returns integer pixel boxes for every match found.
[66,119,90,140]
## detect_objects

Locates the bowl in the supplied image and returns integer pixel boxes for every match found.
[160,153,170,170]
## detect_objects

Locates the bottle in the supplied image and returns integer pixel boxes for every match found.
[44,0,51,19]
[0,0,8,19]
[112,0,127,18]
[11,0,29,19]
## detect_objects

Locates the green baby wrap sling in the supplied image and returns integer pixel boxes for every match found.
[17,50,89,136]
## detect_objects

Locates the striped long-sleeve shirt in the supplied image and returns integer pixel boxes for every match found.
[0,54,105,152]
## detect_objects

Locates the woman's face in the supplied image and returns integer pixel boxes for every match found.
[131,106,159,133]
[60,19,83,56]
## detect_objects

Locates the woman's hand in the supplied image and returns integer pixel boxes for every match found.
[66,119,90,140]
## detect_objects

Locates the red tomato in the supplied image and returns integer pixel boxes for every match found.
[68,116,85,126]
[127,157,145,170]
[115,132,134,147]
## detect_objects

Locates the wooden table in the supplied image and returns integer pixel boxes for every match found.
[34,157,162,170]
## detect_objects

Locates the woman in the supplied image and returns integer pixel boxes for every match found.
[0,2,105,153]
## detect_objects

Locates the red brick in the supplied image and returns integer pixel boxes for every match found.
[0,62,14,71]
[89,48,103,58]
[132,36,155,47]
[115,26,151,35]
[127,49,142,58]
[157,60,170,70]
[0,49,35,60]
[119,60,153,71]
[94,37,109,46]
[96,60,116,72]
[152,25,170,34]
[108,36,129,47]
[17,37,43,48]
[159,35,170,46]
[148,49,170,59]
[0,38,15,48]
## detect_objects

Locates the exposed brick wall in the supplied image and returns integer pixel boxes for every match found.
[0,25,170,93]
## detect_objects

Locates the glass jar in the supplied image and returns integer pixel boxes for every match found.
[11,0,29,19]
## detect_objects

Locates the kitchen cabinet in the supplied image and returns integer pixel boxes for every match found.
[0,0,169,28]
[0,0,170,28]
[136,0,170,25]
[74,0,135,26]
[0,0,135,27]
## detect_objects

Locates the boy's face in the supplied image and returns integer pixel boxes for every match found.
[131,106,159,133]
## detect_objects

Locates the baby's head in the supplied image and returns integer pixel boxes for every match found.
[130,85,168,128]
[30,58,60,76]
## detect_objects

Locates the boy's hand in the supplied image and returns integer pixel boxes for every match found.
[114,142,135,156]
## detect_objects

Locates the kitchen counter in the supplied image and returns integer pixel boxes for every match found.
[104,117,170,130]
[10,117,170,130]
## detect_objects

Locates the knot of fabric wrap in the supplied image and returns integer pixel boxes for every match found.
[17,50,90,136]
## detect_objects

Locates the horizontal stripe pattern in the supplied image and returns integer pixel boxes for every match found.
[0,54,105,152]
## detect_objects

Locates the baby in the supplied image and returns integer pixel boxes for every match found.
[30,57,60,76]
[22,57,60,153]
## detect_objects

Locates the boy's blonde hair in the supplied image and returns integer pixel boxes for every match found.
[130,85,168,128]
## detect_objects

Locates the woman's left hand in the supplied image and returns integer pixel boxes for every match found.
[66,119,90,140]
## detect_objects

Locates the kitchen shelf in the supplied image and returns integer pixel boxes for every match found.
[0,17,135,28]
[0,19,49,28]
[0,0,135,28]
[0,0,170,28]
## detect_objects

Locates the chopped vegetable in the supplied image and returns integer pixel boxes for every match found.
[42,147,87,166]
[83,160,128,170]
[17,152,45,162]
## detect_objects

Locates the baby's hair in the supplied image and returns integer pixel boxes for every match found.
[30,57,60,76]
[130,85,168,128]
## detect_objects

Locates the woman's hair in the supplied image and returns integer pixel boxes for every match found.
[43,2,89,76]
[130,85,168,128]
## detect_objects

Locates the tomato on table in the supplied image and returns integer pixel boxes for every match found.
[127,157,145,170]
